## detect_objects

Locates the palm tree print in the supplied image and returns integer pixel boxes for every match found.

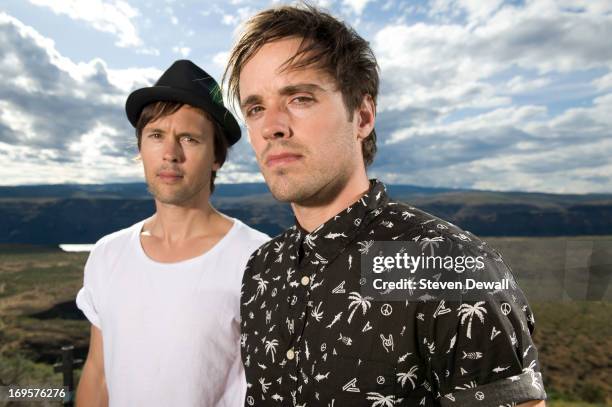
[457,301,488,339]
[265,338,279,363]
[419,236,445,256]
[253,274,268,298]
[259,377,271,394]
[347,291,373,324]
[396,365,419,389]
[311,301,324,322]
[401,210,415,220]
[366,392,396,407]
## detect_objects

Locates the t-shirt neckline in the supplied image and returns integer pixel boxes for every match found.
[133,217,240,267]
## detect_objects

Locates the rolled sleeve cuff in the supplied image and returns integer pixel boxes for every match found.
[440,371,547,407]
[76,287,102,329]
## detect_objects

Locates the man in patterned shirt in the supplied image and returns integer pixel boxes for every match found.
[223,5,547,406]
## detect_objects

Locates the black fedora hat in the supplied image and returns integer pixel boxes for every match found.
[125,60,241,145]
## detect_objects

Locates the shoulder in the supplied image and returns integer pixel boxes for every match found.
[222,218,272,267]
[381,202,529,304]
[82,220,144,288]
[369,200,512,276]
[87,220,143,262]
[244,226,294,268]
[231,219,270,246]
[376,200,489,252]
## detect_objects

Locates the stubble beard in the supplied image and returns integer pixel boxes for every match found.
[147,175,209,206]
[260,123,359,206]
[263,159,352,206]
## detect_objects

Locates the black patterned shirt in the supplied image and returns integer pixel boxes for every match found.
[240,179,546,406]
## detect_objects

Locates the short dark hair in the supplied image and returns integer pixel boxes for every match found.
[135,101,229,194]
[223,4,379,166]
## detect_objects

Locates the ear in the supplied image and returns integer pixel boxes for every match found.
[212,160,221,172]
[355,94,375,141]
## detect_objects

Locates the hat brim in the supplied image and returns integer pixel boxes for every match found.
[125,86,241,146]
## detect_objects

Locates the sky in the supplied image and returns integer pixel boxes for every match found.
[0,0,611,193]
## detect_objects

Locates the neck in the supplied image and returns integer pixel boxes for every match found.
[146,196,220,243]
[292,172,370,233]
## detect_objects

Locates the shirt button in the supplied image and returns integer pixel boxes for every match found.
[286,348,295,360]
[301,276,310,286]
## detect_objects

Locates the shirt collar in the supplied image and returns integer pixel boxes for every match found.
[288,179,389,263]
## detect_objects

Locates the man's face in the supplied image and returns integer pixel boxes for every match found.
[239,37,366,205]
[139,105,219,206]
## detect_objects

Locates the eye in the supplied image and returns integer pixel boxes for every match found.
[246,105,264,117]
[291,96,314,105]
[180,135,199,144]
[148,132,162,139]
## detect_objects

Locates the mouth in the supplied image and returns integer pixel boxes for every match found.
[265,152,303,168]
[157,171,184,183]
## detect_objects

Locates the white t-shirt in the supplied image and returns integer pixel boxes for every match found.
[76,217,269,407]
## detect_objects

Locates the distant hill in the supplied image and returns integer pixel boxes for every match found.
[0,182,611,244]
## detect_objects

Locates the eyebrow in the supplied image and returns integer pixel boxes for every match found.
[240,95,262,110]
[142,128,203,138]
[240,83,327,109]
[279,83,326,95]
[142,127,165,134]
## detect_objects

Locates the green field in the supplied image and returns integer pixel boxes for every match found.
[0,239,610,406]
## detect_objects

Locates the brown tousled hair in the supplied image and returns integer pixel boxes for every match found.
[223,4,379,166]
[135,101,229,194]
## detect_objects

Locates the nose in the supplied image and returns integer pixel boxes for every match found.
[261,105,291,141]
[162,138,183,162]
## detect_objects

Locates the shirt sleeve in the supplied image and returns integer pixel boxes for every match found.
[75,248,103,329]
[418,243,547,406]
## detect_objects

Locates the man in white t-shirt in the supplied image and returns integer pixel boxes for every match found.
[75,60,269,407]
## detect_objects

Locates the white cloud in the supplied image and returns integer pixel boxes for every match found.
[342,0,371,15]
[106,66,163,92]
[172,46,191,58]
[547,92,612,134]
[592,71,612,91]
[164,5,179,25]
[471,2,612,73]
[1,1,611,193]
[311,0,334,8]
[429,0,503,23]
[375,1,612,111]
[27,0,143,48]
[216,163,264,184]
[505,76,552,94]
[221,7,256,26]
[0,100,37,141]
[0,137,142,184]
[135,46,160,56]
[556,0,612,14]
[0,12,151,184]
[212,51,229,70]
[366,1,612,192]
[374,22,508,112]
[222,14,237,25]
[373,93,612,193]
